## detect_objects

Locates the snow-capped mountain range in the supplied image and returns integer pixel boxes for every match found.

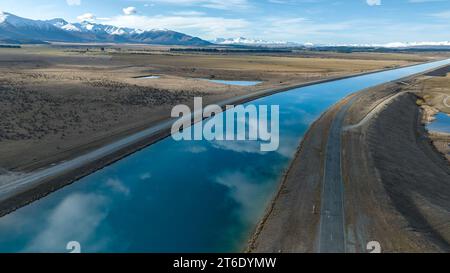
[213,37,298,46]
[214,37,450,49]
[1,11,449,49]
[46,18,148,36]
[323,41,450,48]
[0,11,211,46]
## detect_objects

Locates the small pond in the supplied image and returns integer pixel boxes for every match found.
[427,112,450,133]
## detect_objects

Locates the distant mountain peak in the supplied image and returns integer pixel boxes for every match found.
[61,23,81,32]
[0,11,211,46]
[149,28,170,32]
[213,37,297,46]
[46,18,68,27]
[0,11,9,24]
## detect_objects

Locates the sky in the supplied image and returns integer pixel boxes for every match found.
[1,0,450,44]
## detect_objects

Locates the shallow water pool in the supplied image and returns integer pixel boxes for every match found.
[202,79,262,86]
[427,112,450,133]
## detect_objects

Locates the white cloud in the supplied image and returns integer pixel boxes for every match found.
[431,10,450,19]
[185,145,208,153]
[366,0,381,6]
[98,14,356,43]
[79,5,450,45]
[212,140,266,155]
[139,173,152,180]
[24,193,109,252]
[141,0,250,10]
[102,14,249,39]
[409,0,446,2]
[172,11,206,16]
[77,13,95,22]
[123,6,137,16]
[215,171,273,222]
[105,178,130,196]
[66,0,81,6]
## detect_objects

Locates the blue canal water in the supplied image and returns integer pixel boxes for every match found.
[427,112,450,134]
[0,59,449,253]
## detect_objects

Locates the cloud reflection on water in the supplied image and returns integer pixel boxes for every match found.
[24,193,110,253]
[215,171,274,224]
